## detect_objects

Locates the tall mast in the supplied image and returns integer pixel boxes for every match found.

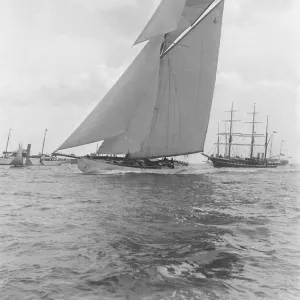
[224,122,227,157]
[41,129,48,155]
[264,116,269,162]
[222,103,238,158]
[5,128,11,158]
[228,102,234,158]
[250,104,257,159]
[217,122,220,156]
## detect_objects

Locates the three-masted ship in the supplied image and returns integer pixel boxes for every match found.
[55,0,225,173]
[203,103,279,168]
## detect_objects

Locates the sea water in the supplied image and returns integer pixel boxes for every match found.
[0,164,299,299]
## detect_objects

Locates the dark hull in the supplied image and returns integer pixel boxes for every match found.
[84,156,188,170]
[280,160,289,166]
[205,155,278,168]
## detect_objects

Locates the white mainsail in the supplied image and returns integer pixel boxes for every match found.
[11,144,24,166]
[136,1,224,158]
[58,0,225,158]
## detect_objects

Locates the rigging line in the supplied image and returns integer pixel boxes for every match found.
[63,162,76,173]
[161,0,223,58]
[169,55,176,148]
[166,54,171,153]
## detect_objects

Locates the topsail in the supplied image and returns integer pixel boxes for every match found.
[166,0,217,45]
[134,0,187,45]
[58,0,225,158]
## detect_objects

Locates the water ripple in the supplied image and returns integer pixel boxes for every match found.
[0,164,299,299]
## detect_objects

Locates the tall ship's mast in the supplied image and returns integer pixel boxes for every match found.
[4,128,11,158]
[245,103,263,160]
[223,103,239,159]
[214,103,240,159]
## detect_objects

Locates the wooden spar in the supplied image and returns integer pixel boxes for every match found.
[250,104,256,159]
[228,103,234,158]
[245,104,262,159]
[161,0,224,57]
[41,129,48,155]
[217,122,220,156]
[5,128,11,158]
[264,116,269,163]
[224,121,227,157]
[52,152,81,159]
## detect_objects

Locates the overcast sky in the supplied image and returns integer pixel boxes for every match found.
[0,0,299,162]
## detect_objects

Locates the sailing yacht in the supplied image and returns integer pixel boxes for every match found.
[55,0,225,174]
[10,144,25,167]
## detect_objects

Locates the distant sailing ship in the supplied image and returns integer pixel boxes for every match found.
[203,103,279,168]
[55,0,225,173]
[27,129,67,166]
[267,140,292,166]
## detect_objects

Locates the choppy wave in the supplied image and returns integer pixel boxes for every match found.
[0,164,299,299]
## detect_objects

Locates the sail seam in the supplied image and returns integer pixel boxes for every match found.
[167,55,171,153]
[194,42,204,144]
[168,53,181,148]
[141,55,164,155]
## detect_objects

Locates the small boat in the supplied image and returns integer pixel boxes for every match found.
[266,140,291,167]
[26,129,67,166]
[54,0,226,174]
[10,144,25,168]
[0,156,13,165]
[203,103,279,168]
